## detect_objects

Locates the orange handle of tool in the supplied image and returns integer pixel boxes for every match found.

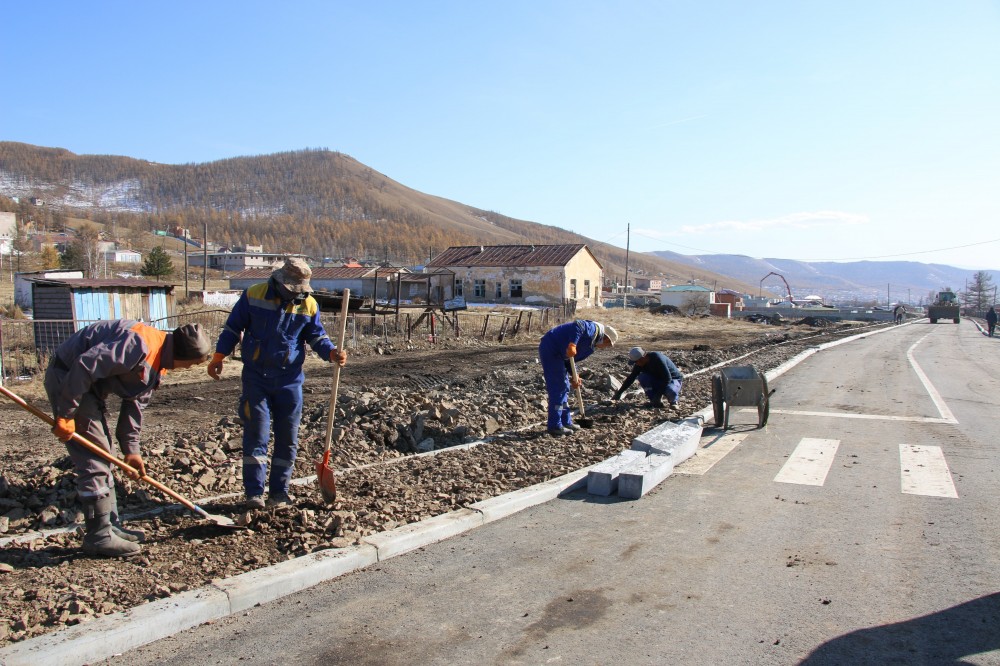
[0,384,208,519]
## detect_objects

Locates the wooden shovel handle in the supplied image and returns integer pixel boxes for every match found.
[322,288,351,455]
[568,356,586,418]
[0,384,207,518]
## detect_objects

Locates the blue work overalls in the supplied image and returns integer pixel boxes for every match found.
[538,320,599,431]
[215,281,335,497]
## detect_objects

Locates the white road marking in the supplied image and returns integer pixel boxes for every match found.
[899,444,958,498]
[675,433,749,475]
[767,409,954,424]
[774,438,840,486]
[907,333,958,423]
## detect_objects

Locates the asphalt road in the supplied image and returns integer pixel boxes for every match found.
[106,321,1000,666]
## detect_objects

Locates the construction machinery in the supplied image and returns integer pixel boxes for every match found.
[928,290,961,324]
[760,272,796,306]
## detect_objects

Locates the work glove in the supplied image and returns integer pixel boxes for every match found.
[570,376,582,390]
[566,343,577,358]
[123,453,147,479]
[207,352,226,380]
[52,416,75,441]
[330,349,347,367]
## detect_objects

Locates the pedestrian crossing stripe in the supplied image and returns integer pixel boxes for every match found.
[683,436,959,498]
[900,444,958,498]
[774,438,839,486]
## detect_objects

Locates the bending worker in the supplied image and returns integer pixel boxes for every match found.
[208,257,347,509]
[45,320,212,557]
[613,346,683,408]
[538,319,617,436]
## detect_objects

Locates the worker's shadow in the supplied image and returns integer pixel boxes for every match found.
[799,592,1000,665]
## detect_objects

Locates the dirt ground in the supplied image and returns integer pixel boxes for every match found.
[0,309,880,645]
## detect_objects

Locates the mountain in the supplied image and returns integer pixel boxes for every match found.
[0,141,758,293]
[649,250,996,304]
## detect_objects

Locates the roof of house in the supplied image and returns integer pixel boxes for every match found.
[662,284,713,292]
[426,244,600,269]
[30,278,175,290]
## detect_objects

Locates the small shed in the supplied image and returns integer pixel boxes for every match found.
[15,270,84,309]
[660,284,715,313]
[30,279,177,352]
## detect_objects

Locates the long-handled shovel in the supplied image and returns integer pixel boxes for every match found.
[567,356,594,428]
[0,385,240,529]
[316,287,351,503]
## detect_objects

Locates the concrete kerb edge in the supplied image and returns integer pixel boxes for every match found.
[0,586,231,666]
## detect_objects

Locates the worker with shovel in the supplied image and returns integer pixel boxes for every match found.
[207,258,347,509]
[613,347,683,409]
[44,320,212,557]
[538,320,617,436]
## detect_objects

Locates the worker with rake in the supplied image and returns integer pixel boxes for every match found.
[45,321,212,557]
[538,320,617,436]
[613,346,684,409]
[208,258,347,509]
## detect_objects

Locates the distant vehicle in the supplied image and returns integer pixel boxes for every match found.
[928,290,960,324]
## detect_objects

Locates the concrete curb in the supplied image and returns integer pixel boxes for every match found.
[0,586,232,666]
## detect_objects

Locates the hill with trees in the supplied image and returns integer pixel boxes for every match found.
[0,141,756,292]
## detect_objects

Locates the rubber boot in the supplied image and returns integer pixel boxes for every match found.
[82,495,142,558]
[108,484,145,543]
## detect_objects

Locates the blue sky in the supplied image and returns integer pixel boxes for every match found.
[3,1,999,269]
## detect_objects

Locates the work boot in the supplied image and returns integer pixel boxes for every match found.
[266,491,294,508]
[82,495,141,558]
[563,422,582,432]
[245,494,265,510]
[547,427,568,437]
[108,485,145,543]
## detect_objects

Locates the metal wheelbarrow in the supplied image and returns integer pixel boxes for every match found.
[711,365,773,429]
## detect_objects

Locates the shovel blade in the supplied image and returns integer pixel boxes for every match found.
[316,458,337,503]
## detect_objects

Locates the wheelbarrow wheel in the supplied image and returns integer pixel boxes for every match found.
[757,373,770,428]
[711,375,725,428]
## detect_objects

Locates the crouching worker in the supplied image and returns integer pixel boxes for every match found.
[44,321,212,557]
[613,347,683,408]
[538,320,617,436]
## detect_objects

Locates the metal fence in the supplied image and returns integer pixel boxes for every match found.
[0,306,564,383]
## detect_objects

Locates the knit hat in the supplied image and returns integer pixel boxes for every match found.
[272,257,312,294]
[628,346,645,362]
[172,323,212,360]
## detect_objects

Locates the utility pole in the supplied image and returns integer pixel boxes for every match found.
[184,236,189,299]
[623,223,630,309]
[202,220,208,292]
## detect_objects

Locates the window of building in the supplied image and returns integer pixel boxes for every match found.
[510,279,523,298]
[495,282,503,299]
[584,280,590,300]
[454,280,464,297]
[473,279,486,297]
[570,279,577,299]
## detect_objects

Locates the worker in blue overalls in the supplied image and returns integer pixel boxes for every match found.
[207,258,347,509]
[538,319,617,436]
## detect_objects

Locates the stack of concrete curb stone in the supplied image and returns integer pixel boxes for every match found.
[586,417,703,499]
